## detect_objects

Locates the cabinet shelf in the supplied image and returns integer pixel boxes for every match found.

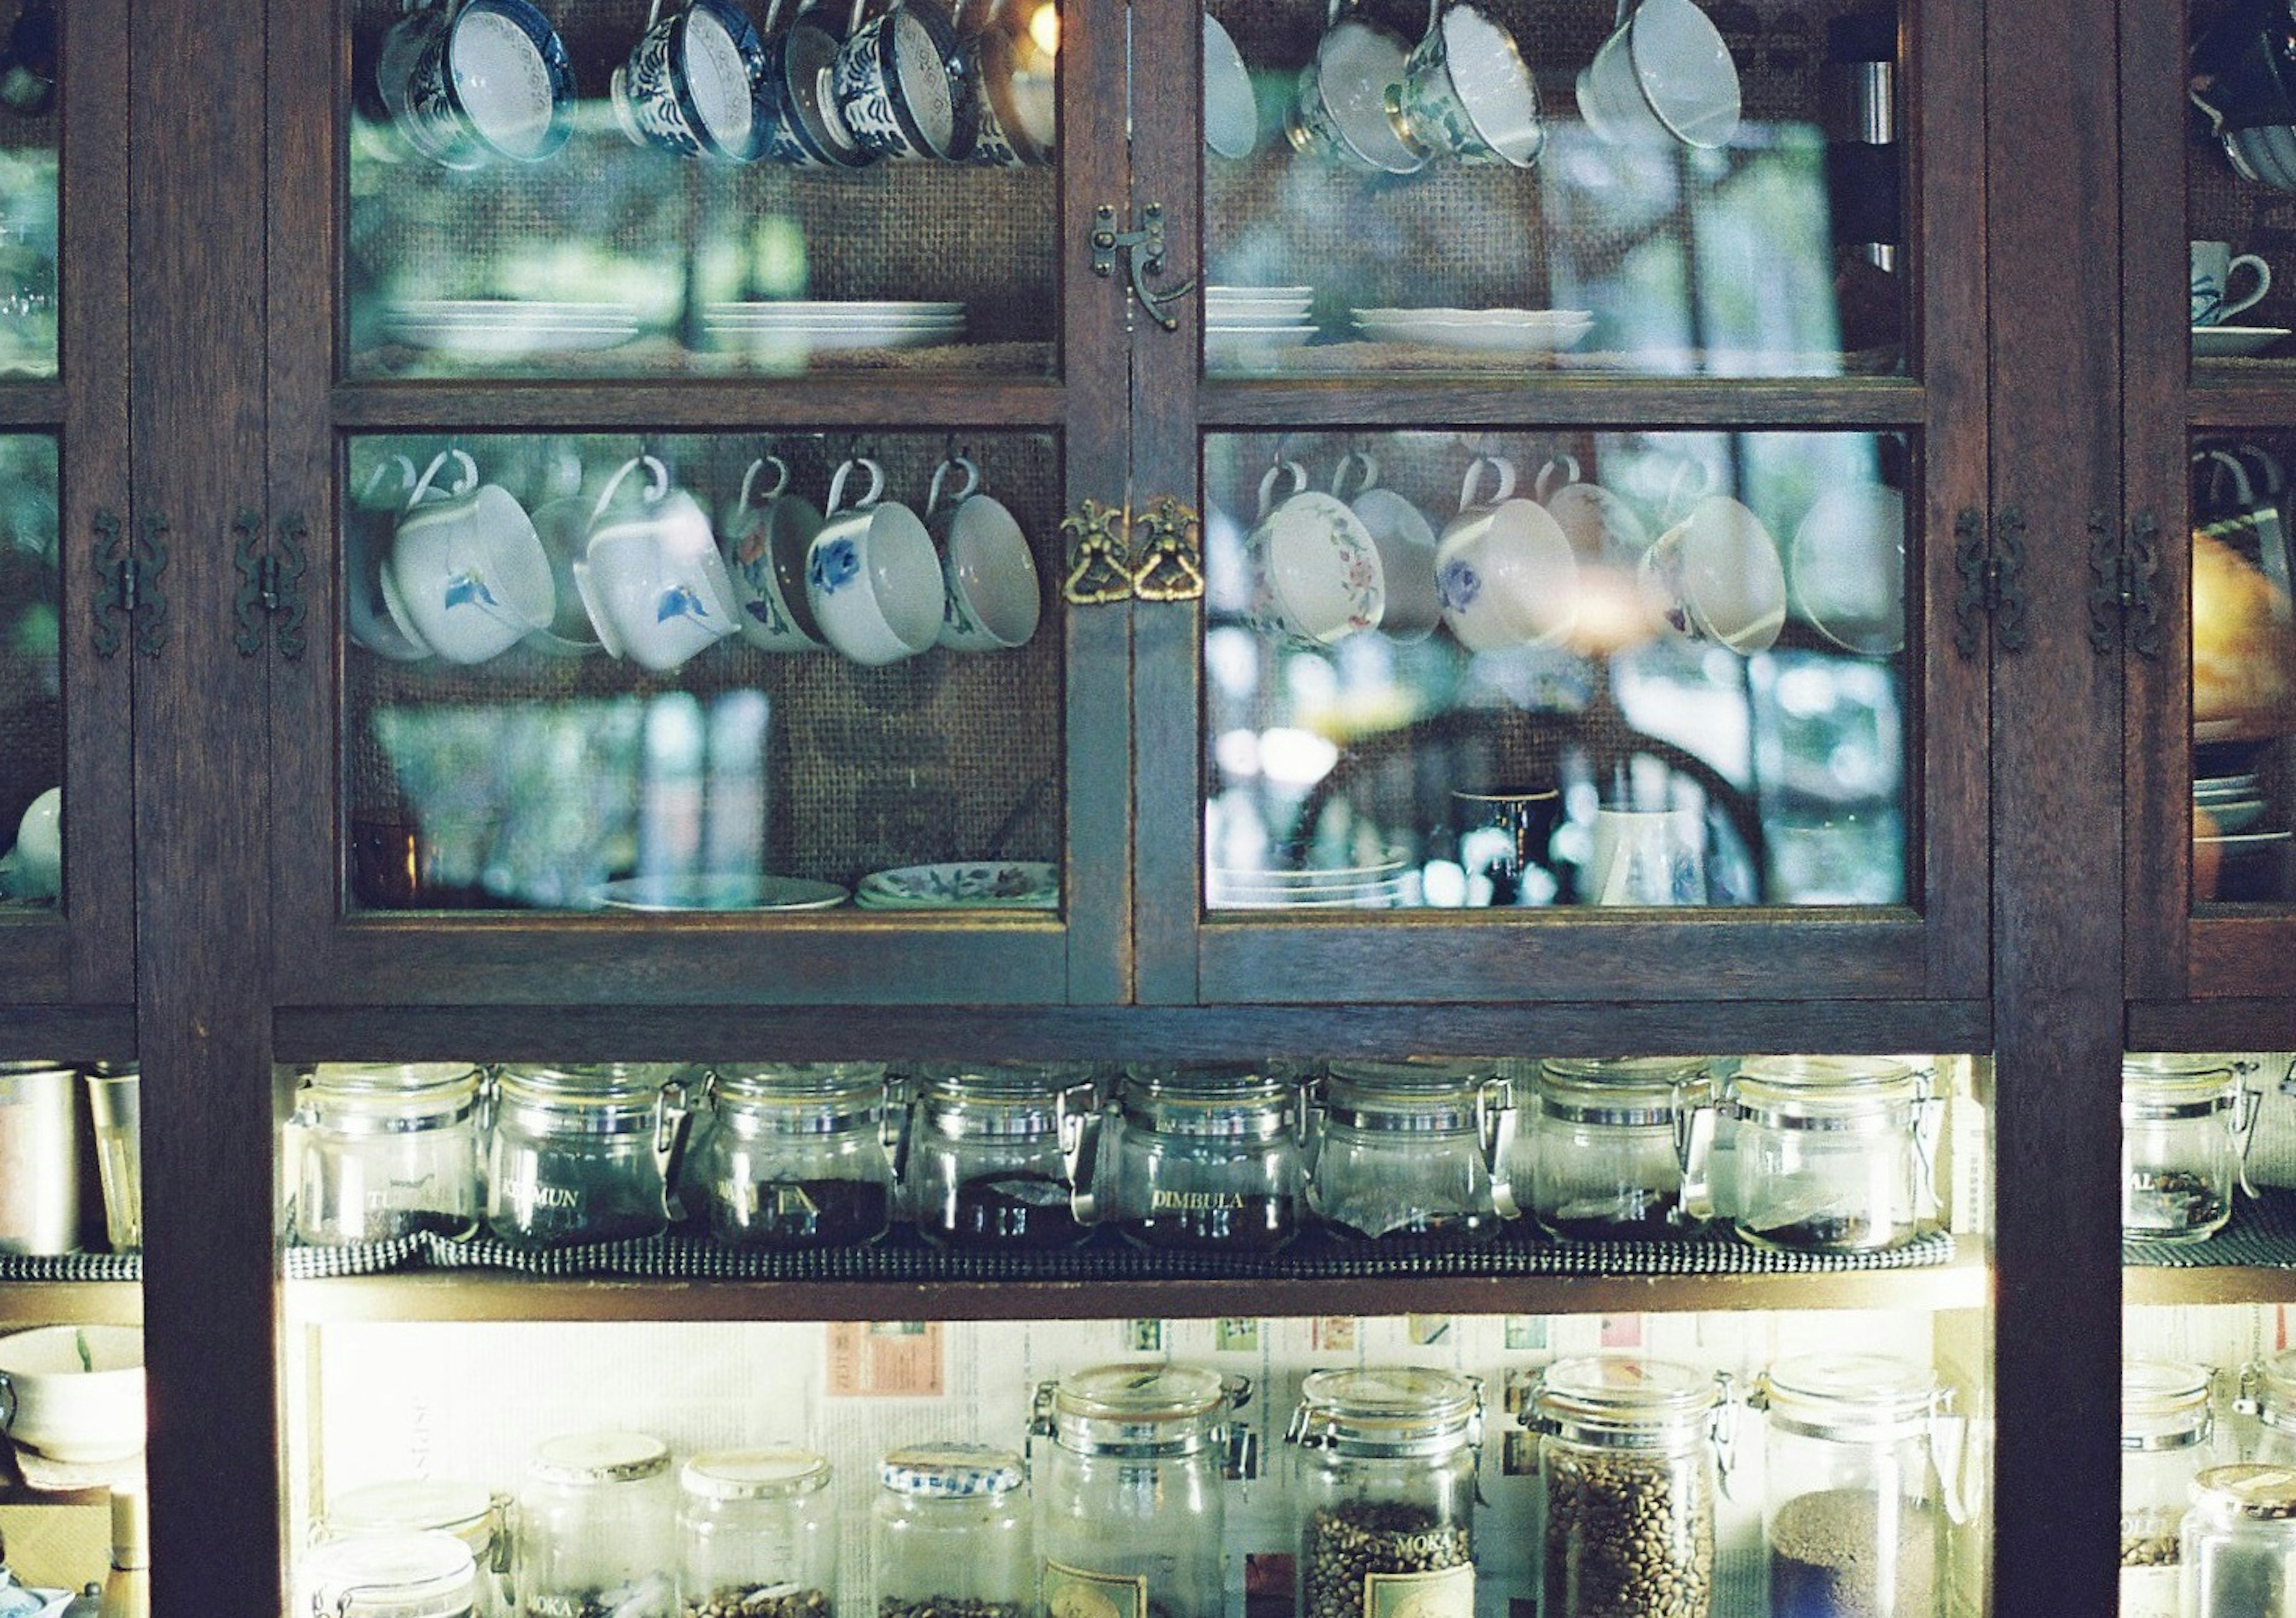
[0,1284,141,1327]
[328,376,1070,433]
[1195,374,1927,431]
[2124,1264,2296,1306]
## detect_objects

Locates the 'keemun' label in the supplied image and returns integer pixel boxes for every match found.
[1043,1561,1149,1618]
[1365,1563,1474,1618]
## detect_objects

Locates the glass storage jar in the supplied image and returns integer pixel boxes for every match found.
[1726,1057,1933,1252]
[515,1430,677,1618]
[1032,1362,1250,1618]
[677,1448,836,1618]
[1526,1058,1714,1240]
[2121,1055,2255,1242]
[484,1066,689,1248]
[1750,1354,1958,1618]
[325,1479,511,1618]
[1285,1367,1480,1618]
[696,1064,893,1249]
[1523,1356,1729,1618]
[2243,1349,2296,1468]
[1089,1064,1306,1252]
[298,1531,479,1618]
[900,1064,1095,1249]
[289,1064,484,1244]
[871,1443,1031,1618]
[2121,1360,2215,1618]
[2181,1463,2296,1618]
[1309,1061,1514,1242]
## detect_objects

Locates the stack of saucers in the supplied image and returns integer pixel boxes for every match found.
[1206,285,1316,364]
[856,860,1060,910]
[1207,853,1410,909]
[385,300,641,355]
[705,300,966,353]
[1351,306,1595,353]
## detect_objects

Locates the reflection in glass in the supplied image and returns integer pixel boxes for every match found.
[343,0,1058,379]
[1202,429,1907,910]
[342,432,1062,913]
[0,64,54,380]
[2191,4,2296,364]
[1202,0,1905,380]
[0,433,57,909]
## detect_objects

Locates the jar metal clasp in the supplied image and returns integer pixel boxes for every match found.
[1928,1386,1972,1527]
[1672,1074,1718,1221]
[1476,1076,1518,1221]
[1057,1079,1104,1226]
[654,1077,694,1223]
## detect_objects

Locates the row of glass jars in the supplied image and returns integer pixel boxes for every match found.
[2121,1351,2296,1618]
[2120,1055,2263,1244]
[282,1057,1941,1256]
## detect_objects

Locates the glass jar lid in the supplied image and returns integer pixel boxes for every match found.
[496,1065,677,1135]
[304,1066,483,1132]
[298,1530,477,1618]
[711,1064,886,1133]
[2122,1054,2242,1121]
[1119,1065,1296,1138]
[1755,1354,1941,1442]
[1727,1056,1922,1131]
[325,1479,497,1544]
[680,1445,831,1501]
[914,1064,1091,1140]
[2123,1360,2213,1451]
[1289,1366,1481,1457]
[2196,1463,2296,1519]
[1526,1355,1724,1451]
[879,1442,1025,1498]
[1535,1058,1712,1127]
[1038,1362,1235,1456]
[527,1430,671,1486]
[1321,1060,1497,1132]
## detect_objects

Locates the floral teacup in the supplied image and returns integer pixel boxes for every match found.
[1243,459,1385,648]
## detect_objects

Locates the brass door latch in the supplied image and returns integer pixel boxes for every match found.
[1090,202,1195,332]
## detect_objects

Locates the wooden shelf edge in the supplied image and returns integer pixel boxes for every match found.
[329,377,1068,432]
[0,1283,141,1327]
[2124,1263,2296,1306]
[1196,374,1926,430]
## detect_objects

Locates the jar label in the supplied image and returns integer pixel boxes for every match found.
[1044,1560,1148,1618]
[1365,1563,1473,1618]
[2118,1565,2177,1618]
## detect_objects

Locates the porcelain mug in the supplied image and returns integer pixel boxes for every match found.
[389,0,576,167]
[347,454,433,661]
[1286,0,1425,174]
[927,454,1042,650]
[1332,450,1440,640]
[756,0,879,167]
[1638,491,1787,655]
[830,0,977,160]
[1578,0,1740,150]
[1202,12,1257,158]
[2193,240,2273,326]
[722,454,828,651]
[383,449,555,665]
[955,0,1045,167]
[1244,459,1386,647]
[1385,2,1542,167]
[573,454,742,672]
[1587,804,1708,906]
[805,456,946,665]
[612,0,771,160]
[1435,454,1578,651]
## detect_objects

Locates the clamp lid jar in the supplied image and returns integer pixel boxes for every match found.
[2181,1464,2296,1618]
[291,1064,484,1246]
[484,1065,689,1249]
[298,1530,478,1618]
[2123,1360,2215,1616]
[1311,1060,1514,1242]
[1287,1368,1481,1618]
[1526,1058,1714,1240]
[1092,1064,1305,1253]
[323,1479,509,1618]
[698,1063,893,1250]
[900,1064,1095,1249]
[872,1444,1031,1618]
[516,1430,676,1618]
[2121,1055,2255,1243]
[1726,1056,1932,1253]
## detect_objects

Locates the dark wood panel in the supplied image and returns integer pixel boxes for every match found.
[1199,377,1929,430]
[0,1002,134,1059]
[330,378,1069,432]
[2189,375,2296,427]
[273,997,1992,1063]
[2129,996,2296,1051]
[0,926,72,1005]
[0,384,66,426]
[2187,914,2296,994]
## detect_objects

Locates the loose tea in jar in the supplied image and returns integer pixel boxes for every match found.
[485,1066,690,1249]
[1726,1057,1934,1253]
[697,1064,893,1249]
[2182,1463,2296,1618]
[900,1065,1095,1249]
[1090,1064,1307,1253]
[2121,1055,2255,1244]
[1309,1060,1515,1243]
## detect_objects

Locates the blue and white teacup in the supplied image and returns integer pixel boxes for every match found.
[572,455,742,673]
[829,0,978,161]
[1285,0,1425,174]
[805,457,945,665]
[722,453,828,652]
[955,0,1046,167]
[755,0,879,166]
[383,449,556,665]
[389,0,577,168]
[1385,2,1541,167]
[612,0,772,161]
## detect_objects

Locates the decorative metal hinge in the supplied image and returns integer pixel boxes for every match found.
[1130,496,1205,601]
[91,506,168,659]
[231,508,310,659]
[1089,202,1195,332]
[1950,505,2028,660]
[1061,498,1135,605]
[2087,508,2163,660]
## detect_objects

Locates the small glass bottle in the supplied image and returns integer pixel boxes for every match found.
[515,1430,677,1618]
[2121,1360,2215,1618]
[872,1444,1031,1618]
[1522,1356,1728,1618]
[1750,1354,1955,1618]
[2121,1055,2255,1242]
[1726,1057,1933,1252]
[484,1066,689,1248]
[697,1064,893,1249]
[2181,1463,2296,1618]
[900,1065,1095,1249]
[1033,1363,1250,1618]
[1309,1060,1514,1242]
[1091,1064,1307,1252]
[290,1064,484,1244]
[1526,1058,1714,1240]
[1286,1367,1480,1618]
[298,1531,478,1618]
[677,1448,836,1618]
[326,1479,511,1618]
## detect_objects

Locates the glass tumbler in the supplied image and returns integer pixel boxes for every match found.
[83,1064,139,1251]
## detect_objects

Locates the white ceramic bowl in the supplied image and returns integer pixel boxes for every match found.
[0,1324,144,1463]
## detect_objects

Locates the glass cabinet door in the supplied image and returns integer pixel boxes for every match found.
[1129,0,1989,1006]
[263,0,1131,1006]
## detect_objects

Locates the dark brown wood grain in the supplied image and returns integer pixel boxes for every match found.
[1198,376,1929,429]
[331,378,1070,431]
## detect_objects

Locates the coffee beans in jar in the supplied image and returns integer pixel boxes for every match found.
[1287,1367,1481,1618]
[2121,1359,2216,1618]
[685,1586,830,1618]
[1301,1503,1471,1618]
[677,1449,836,1618]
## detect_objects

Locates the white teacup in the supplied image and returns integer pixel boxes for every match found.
[805,456,945,665]
[0,1324,144,1463]
[1588,804,1708,906]
[1203,13,1257,158]
[1639,492,1786,655]
[524,496,606,657]
[573,455,741,673]
[347,454,433,661]
[2193,239,2273,326]
[1332,450,1439,640]
[1788,483,1906,655]
[1578,0,1741,150]
[722,455,828,652]
[1286,2,1425,174]
[10,786,58,900]
[1434,455,1578,651]
[927,454,1042,651]
[1537,454,1660,652]
[382,450,554,665]
[1244,460,1385,647]
[1387,2,1541,166]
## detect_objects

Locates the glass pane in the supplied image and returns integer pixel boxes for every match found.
[342,431,1062,913]
[2190,430,2296,908]
[0,2,56,382]
[2191,5,2295,366]
[1201,0,1907,380]
[1202,429,1908,910]
[0,433,59,911]
[344,0,1059,380]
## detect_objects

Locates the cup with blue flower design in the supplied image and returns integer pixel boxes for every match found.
[1434,454,1578,651]
[572,454,742,673]
[382,448,555,665]
[722,453,828,651]
[805,456,945,665]
[1244,459,1385,648]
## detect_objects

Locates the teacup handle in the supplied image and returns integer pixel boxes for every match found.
[406,448,479,510]
[0,1369,13,1434]
[360,452,419,506]
[740,454,793,509]
[847,0,869,33]
[592,454,670,526]
[1257,459,1308,521]
[1332,449,1380,500]
[2197,447,2257,509]
[1460,453,1518,512]
[643,0,665,28]
[2224,253,2274,321]
[826,455,887,516]
[929,454,983,515]
[1662,460,1711,524]
[1535,453,1581,502]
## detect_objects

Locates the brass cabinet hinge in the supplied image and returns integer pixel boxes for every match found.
[1061,498,1135,605]
[91,506,168,659]
[1089,202,1195,332]
[1950,505,2028,660]
[2087,508,2162,660]
[232,509,310,660]
[1129,497,1205,601]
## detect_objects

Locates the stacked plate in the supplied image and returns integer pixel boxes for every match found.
[384,300,641,355]
[856,861,1060,910]
[2196,769,2291,901]
[705,300,967,352]
[1207,285,1316,362]
[1207,854,1410,909]
[1351,307,1595,353]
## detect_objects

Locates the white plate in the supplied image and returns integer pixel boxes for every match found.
[387,321,640,353]
[856,860,1060,909]
[708,323,964,352]
[1207,319,1314,333]
[1352,319,1592,353]
[2192,325,2291,358]
[707,300,963,319]
[1353,307,1592,326]
[1207,327,1315,350]
[592,874,850,911]
[1208,285,1311,298]
[390,300,640,321]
